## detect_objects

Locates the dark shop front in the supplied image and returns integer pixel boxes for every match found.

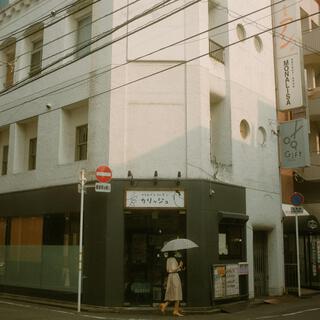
[0,179,248,307]
[284,213,320,291]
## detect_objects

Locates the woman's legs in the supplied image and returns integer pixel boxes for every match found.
[173,301,183,316]
[159,301,168,313]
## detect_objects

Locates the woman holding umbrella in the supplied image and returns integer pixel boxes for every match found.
[159,238,198,316]
[159,251,184,317]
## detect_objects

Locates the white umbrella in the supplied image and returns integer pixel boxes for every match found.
[161,238,199,252]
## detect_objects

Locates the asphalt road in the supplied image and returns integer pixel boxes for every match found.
[0,294,320,320]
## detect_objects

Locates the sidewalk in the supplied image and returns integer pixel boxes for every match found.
[219,288,320,314]
[0,289,319,315]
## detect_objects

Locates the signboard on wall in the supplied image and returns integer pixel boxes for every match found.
[125,190,185,209]
[212,263,246,300]
[213,265,226,299]
[226,264,240,296]
[273,0,306,110]
[279,119,310,168]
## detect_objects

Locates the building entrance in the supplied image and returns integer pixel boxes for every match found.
[124,211,186,306]
[253,231,268,297]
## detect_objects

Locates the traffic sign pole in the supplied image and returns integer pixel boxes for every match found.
[295,213,301,298]
[77,169,86,312]
[290,192,304,298]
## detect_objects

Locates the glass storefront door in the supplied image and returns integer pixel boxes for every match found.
[124,211,186,306]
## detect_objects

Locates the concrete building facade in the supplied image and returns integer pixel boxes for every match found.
[0,0,286,306]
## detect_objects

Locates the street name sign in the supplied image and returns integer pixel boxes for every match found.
[95,183,111,193]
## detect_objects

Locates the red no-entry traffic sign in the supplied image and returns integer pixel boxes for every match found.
[95,165,112,183]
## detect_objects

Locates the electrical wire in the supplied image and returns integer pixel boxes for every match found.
[6,0,318,86]
[0,0,301,108]
[0,0,25,15]
[0,0,175,83]
[0,0,69,37]
[0,0,196,95]
[0,0,100,48]
[216,1,320,61]
[1,5,318,119]
[0,0,305,103]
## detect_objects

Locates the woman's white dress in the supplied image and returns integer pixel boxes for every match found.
[164,257,182,301]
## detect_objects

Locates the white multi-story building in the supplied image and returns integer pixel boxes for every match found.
[0,0,286,307]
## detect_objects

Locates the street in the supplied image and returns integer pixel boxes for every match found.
[0,294,320,320]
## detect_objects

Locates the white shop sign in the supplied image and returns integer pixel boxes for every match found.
[125,190,185,209]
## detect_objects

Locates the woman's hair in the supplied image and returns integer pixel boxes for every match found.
[167,251,175,257]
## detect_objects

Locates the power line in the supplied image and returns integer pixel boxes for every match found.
[0,0,172,83]
[0,0,298,103]
[0,0,195,95]
[216,1,320,61]
[0,0,25,15]
[4,0,316,87]
[4,0,304,90]
[0,0,72,40]
[0,0,292,109]
[1,3,318,120]
[0,0,100,51]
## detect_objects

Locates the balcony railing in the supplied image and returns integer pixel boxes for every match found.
[209,39,224,64]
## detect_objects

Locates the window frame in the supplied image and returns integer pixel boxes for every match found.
[76,13,92,58]
[218,213,247,261]
[28,137,37,170]
[75,124,88,161]
[29,38,43,77]
[1,144,8,175]
[4,46,15,88]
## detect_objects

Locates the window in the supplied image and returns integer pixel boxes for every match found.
[0,217,7,276]
[4,46,15,88]
[209,39,224,64]
[1,145,8,175]
[75,124,88,161]
[76,14,92,58]
[257,127,267,146]
[240,119,250,139]
[10,217,43,246]
[316,132,320,155]
[254,35,263,53]
[236,24,246,41]
[30,39,43,76]
[0,218,6,245]
[28,138,37,170]
[208,0,227,64]
[43,213,79,245]
[219,223,245,260]
[0,38,15,90]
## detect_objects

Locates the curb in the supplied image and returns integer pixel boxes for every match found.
[0,293,221,315]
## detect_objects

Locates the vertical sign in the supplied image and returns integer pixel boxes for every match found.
[273,0,306,110]
[279,119,310,168]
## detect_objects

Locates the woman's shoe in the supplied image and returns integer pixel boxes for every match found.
[173,311,184,317]
[159,303,166,314]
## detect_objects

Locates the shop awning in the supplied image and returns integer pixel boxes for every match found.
[218,211,249,224]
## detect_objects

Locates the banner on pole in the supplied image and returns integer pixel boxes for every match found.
[273,0,307,110]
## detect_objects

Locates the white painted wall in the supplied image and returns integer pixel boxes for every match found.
[225,0,283,297]
[0,0,112,193]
